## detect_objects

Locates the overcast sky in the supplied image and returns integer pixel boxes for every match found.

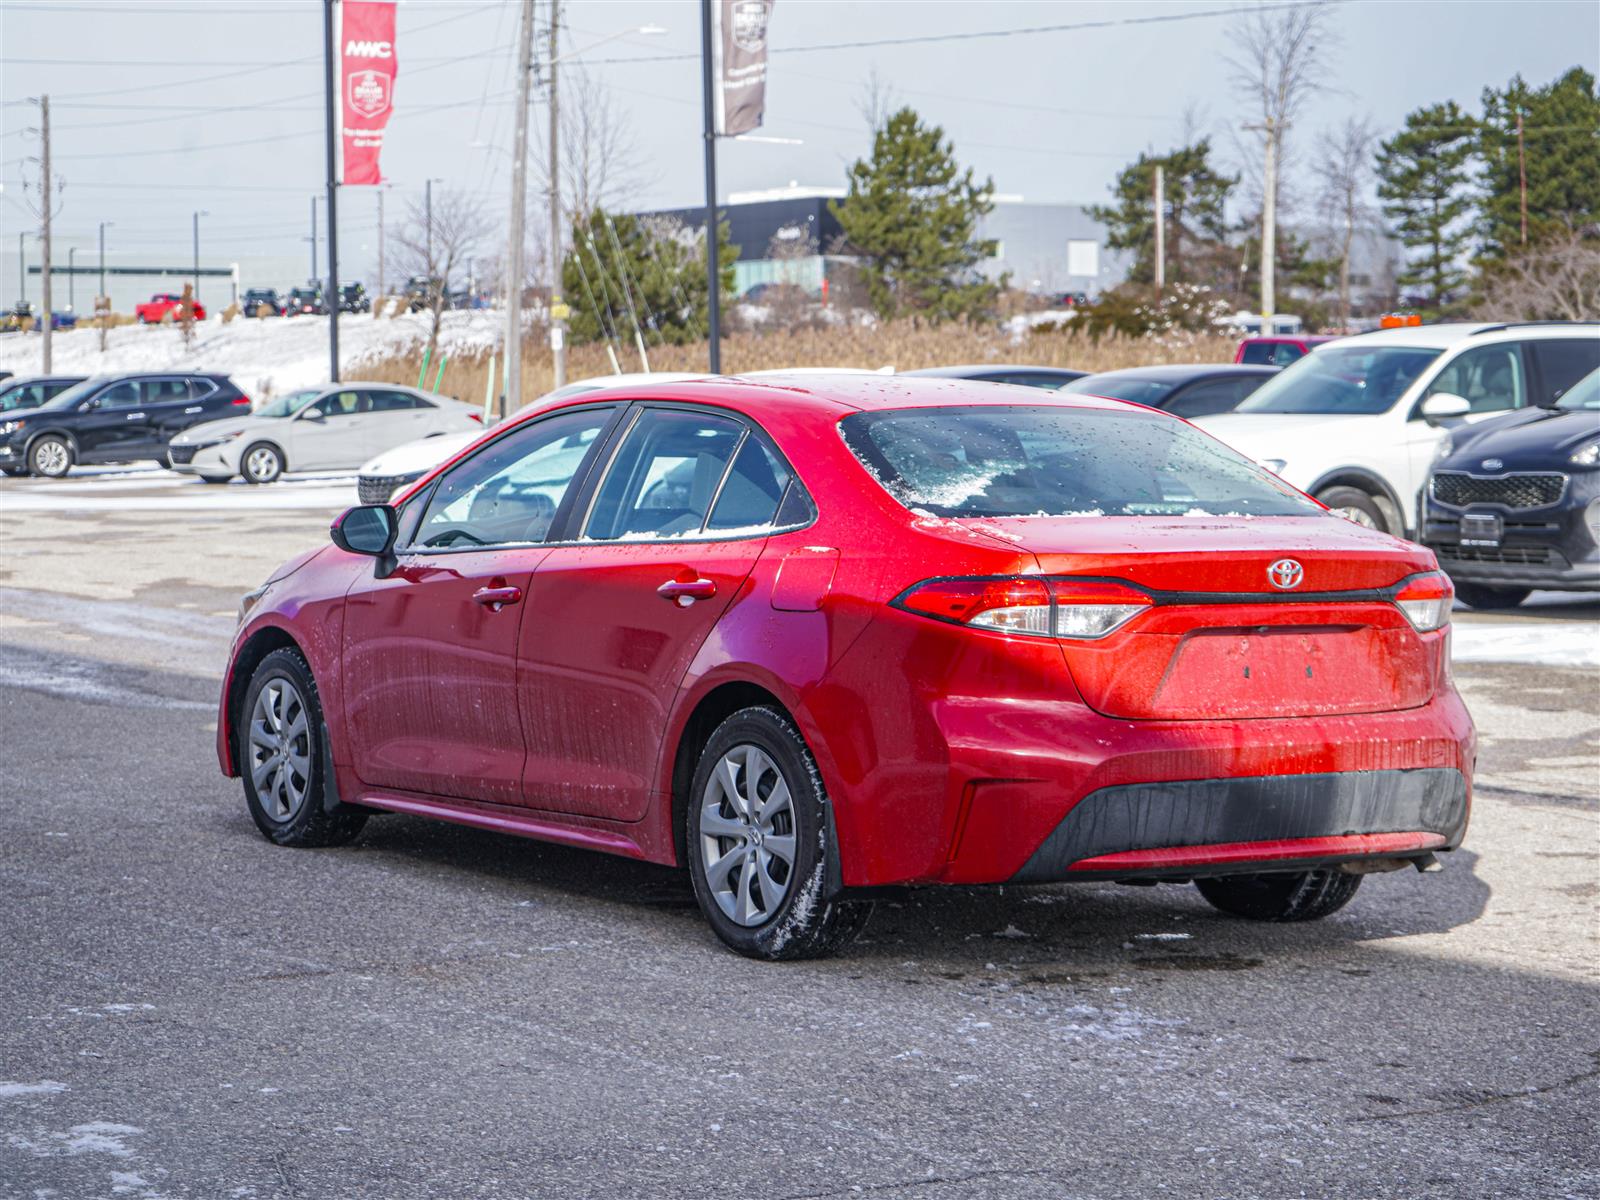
[2,0,1596,298]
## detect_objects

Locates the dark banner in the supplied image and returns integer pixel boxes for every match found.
[714,0,774,136]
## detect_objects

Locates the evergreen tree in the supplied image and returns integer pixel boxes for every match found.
[1086,140,1236,286]
[829,107,1000,321]
[562,209,734,347]
[1376,102,1478,314]
[1478,67,1600,257]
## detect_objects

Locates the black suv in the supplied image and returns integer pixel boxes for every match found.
[243,287,285,316]
[0,373,250,478]
[340,283,370,313]
[1423,367,1600,607]
[287,286,326,316]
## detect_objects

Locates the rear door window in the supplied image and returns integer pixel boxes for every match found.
[584,409,744,540]
[1532,338,1600,405]
[1164,376,1269,418]
[367,390,423,411]
[705,436,793,532]
[1423,344,1528,414]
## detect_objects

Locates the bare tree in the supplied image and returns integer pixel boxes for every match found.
[1473,223,1600,322]
[855,65,897,133]
[1228,1,1335,315]
[1315,116,1377,329]
[388,189,494,361]
[533,64,649,223]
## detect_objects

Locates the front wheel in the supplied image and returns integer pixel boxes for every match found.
[241,648,366,847]
[28,435,73,478]
[1453,582,1530,610]
[1195,870,1362,922]
[686,707,871,960]
[241,442,283,484]
[1315,486,1388,533]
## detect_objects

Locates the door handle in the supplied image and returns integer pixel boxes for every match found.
[657,576,717,605]
[184,405,202,413]
[472,585,522,610]
[125,412,146,420]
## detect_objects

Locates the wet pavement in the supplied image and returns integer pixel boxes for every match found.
[2,477,1596,1198]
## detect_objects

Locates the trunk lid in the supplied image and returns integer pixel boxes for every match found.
[967,515,1443,721]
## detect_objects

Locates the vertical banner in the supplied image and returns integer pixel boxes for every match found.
[338,0,398,185]
[712,0,774,136]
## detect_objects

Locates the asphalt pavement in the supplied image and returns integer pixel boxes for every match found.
[1,470,1596,1199]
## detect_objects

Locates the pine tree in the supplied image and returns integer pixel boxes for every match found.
[829,107,1000,321]
[1376,102,1478,314]
[1085,140,1236,286]
[562,209,734,347]
[1478,67,1600,257]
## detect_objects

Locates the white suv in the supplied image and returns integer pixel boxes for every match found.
[1193,322,1600,536]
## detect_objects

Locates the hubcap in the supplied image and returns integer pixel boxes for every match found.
[1332,504,1379,529]
[247,448,279,481]
[699,744,797,927]
[35,441,68,476]
[248,677,312,823]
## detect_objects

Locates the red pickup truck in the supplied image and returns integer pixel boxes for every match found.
[135,293,207,323]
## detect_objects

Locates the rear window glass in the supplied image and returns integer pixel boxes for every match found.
[839,405,1317,519]
[1060,375,1177,407]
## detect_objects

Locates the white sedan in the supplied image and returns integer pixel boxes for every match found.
[168,383,483,484]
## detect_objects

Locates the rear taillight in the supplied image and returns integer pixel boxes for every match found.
[897,577,1150,640]
[231,395,251,407]
[467,412,483,423]
[1394,572,1452,632]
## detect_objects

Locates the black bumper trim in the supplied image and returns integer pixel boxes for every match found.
[1012,768,1469,883]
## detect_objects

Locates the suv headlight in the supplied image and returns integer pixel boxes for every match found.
[1432,429,1458,463]
[1571,439,1600,467]
[0,419,25,436]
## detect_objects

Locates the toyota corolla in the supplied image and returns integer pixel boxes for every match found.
[218,376,1474,959]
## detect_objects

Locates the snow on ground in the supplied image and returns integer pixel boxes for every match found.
[1450,618,1600,668]
[0,309,501,400]
[0,465,358,511]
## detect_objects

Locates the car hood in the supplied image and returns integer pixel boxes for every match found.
[1439,407,1600,468]
[170,414,273,444]
[360,429,482,476]
[1190,412,1376,448]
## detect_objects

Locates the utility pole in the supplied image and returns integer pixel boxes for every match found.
[699,0,721,373]
[98,221,111,353]
[504,0,535,416]
[323,0,340,381]
[192,210,207,303]
[1516,111,1528,247]
[17,233,23,304]
[1245,117,1278,326]
[309,196,318,281]
[38,92,52,372]
[1152,162,1165,302]
[548,0,567,388]
[98,221,110,298]
[68,246,76,311]
[425,178,434,270]
[377,187,386,297]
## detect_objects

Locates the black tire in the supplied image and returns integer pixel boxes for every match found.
[1453,581,1530,610]
[27,434,73,478]
[197,474,232,485]
[685,706,872,960]
[1315,485,1389,533]
[240,647,367,848]
[1195,870,1362,922]
[241,441,284,484]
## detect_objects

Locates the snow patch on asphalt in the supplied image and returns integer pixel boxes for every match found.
[0,656,210,710]
[1451,621,1600,668]
[0,1081,67,1098]
[8,1121,142,1157]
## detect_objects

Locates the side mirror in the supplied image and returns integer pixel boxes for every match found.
[331,505,396,557]
[300,407,326,422]
[1419,393,1471,426]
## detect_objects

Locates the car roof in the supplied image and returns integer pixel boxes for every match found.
[1324,321,1600,351]
[1074,364,1280,382]
[902,364,1085,378]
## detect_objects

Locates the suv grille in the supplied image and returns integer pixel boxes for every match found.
[1431,471,1566,509]
[1435,544,1566,567]
[358,473,414,505]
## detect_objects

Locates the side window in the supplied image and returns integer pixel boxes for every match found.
[366,390,420,412]
[1270,343,1305,367]
[1424,345,1527,414]
[584,409,743,541]
[313,390,367,418]
[187,377,217,401]
[95,381,142,410]
[1165,378,1262,419]
[706,436,793,532]
[142,378,190,404]
[414,407,613,549]
[1238,343,1274,366]
[1533,339,1600,405]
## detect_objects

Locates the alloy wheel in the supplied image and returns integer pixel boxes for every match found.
[245,447,281,483]
[1331,504,1378,529]
[32,440,69,477]
[248,677,313,822]
[698,743,797,927]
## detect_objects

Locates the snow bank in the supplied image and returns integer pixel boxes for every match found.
[1450,620,1600,668]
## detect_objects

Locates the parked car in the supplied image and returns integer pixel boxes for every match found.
[0,373,88,417]
[404,275,440,312]
[1236,335,1341,367]
[1194,322,1600,536]
[243,288,286,317]
[355,372,709,503]
[1061,364,1277,417]
[135,293,206,323]
[0,372,249,477]
[1421,367,1600,606]
[222,374,1473,960]
[903,365,1089,389]
[0,301,76,331]
[286,286,326,316]
[340,283,370,314]
[169,383,482,485]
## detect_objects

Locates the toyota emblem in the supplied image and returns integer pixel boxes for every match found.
[1267,558,1304,590]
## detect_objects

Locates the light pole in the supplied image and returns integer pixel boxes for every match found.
[98,221,112,300]
[68,246,76,310]
[17,232,24,304]
[424,177,444,273]
[192,210,208,303]
[307,196,318,282]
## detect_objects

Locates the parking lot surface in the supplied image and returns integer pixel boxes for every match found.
[2,472,1596,1199]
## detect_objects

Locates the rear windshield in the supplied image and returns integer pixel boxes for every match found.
[1060,374,1177,406]
[840,405,1318,519]
[1237,345,1442,415]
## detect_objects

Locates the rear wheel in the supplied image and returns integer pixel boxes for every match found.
[686,707,871,960]
[28,435,73,478]
[1195,870,1362,922]
[241,648,366,847]
[1315,486,1387,532]
[242,442,283,484]
[1453,582,1530,610]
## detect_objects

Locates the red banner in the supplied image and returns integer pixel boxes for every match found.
[338,0,397,186]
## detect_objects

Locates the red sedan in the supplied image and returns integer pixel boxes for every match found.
[218,376,1474,959]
